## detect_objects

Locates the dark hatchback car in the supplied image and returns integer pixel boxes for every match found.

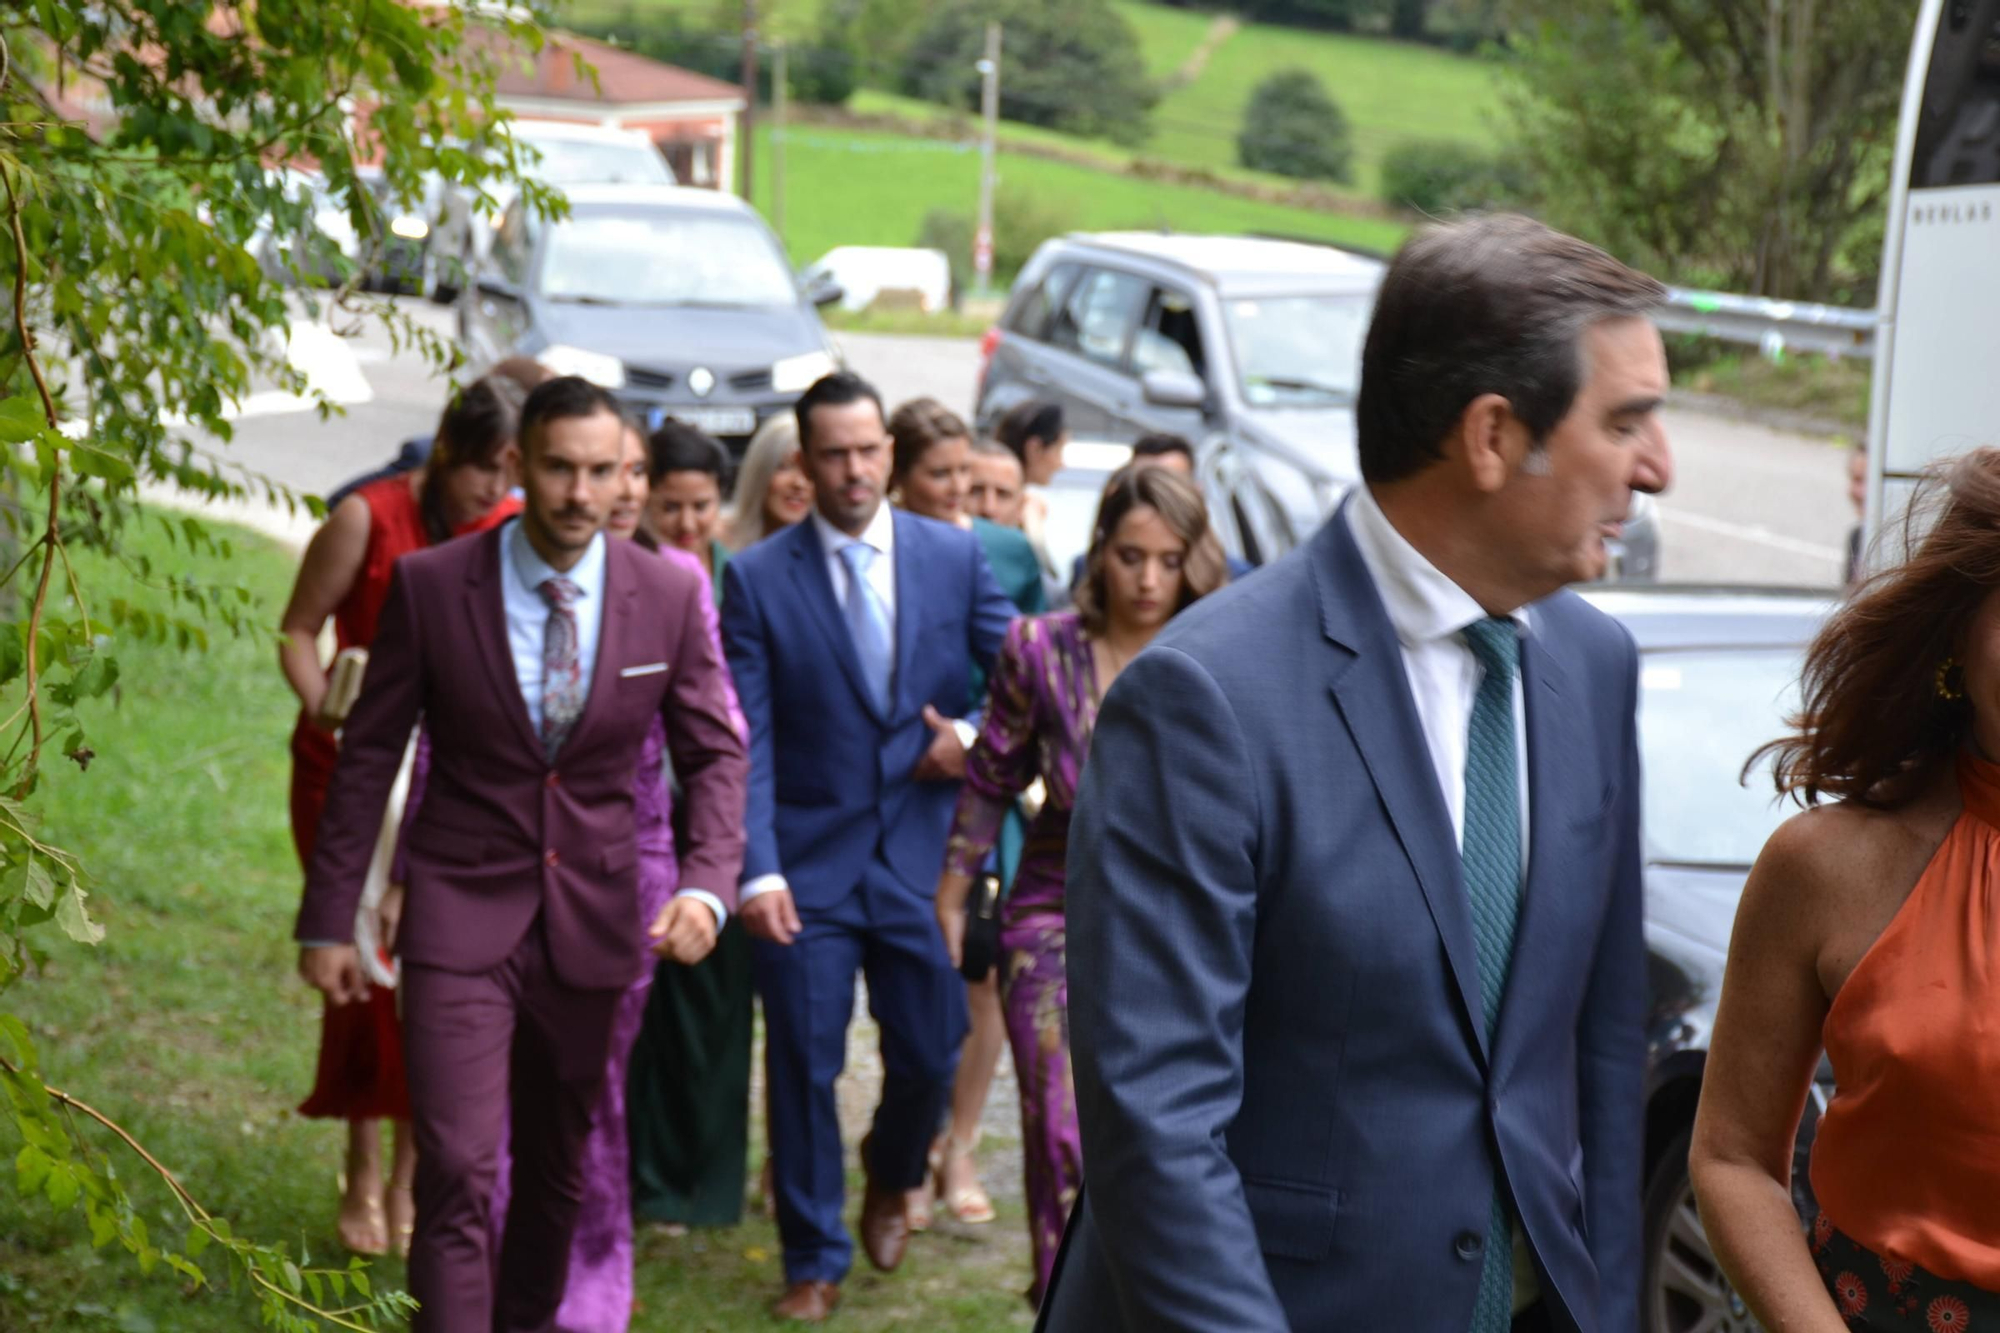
[1579,583,1834,1333]
[458,183,844,454]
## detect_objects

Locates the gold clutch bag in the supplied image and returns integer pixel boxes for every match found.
[321,646,369,726]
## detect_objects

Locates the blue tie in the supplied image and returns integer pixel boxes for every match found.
[1462,615,1523,1333]
[838,540,893,714]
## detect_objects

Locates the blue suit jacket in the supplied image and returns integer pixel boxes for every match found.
[1039,503,1645,1333]
[720,511,1018,909]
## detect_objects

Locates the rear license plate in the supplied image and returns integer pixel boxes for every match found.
[650,406,757,436]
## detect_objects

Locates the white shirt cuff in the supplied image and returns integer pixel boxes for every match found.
[675,888,726,926]
[739,873,789,903]
[952,718,978,749]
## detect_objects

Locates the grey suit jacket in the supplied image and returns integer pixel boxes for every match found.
[1038,501,1646,1333]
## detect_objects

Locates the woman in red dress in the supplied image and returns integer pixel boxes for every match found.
[277,376,525,1255]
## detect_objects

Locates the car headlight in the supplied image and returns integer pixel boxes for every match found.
[538,344,626,389]
[771,350,838,395]
[390,215,430,241]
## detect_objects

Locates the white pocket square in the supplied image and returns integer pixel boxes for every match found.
[619,661,669,678]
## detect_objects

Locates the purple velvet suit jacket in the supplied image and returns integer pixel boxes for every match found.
[296,525,749,991]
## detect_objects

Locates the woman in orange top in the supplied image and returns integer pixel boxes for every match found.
[277,375,525,1256]
[1692,450,2000,1331]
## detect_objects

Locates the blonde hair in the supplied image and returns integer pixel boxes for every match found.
[729,412,808,548]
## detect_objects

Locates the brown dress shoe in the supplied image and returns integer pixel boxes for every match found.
[856,1135,911,1272]
[772,1280,841,1322]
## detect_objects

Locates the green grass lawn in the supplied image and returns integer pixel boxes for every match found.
[1113,0,1216,80]
[0,515,1032,1331]
[754,123,1409,269]
[1145,17,1505,195]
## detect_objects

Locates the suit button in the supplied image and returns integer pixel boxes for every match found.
[1454,1231,1483,1261]
[544,850,559,868]
[545,772,560,789]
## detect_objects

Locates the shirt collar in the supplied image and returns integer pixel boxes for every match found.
[1344,486,1528,648]
[506,516,607,600]
[812,502,895,562]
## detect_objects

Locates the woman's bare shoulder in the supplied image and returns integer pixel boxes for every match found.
[1752,777,1958,908]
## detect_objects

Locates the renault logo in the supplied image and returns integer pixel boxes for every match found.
[689,367,715,398]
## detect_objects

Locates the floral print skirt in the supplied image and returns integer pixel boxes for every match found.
[1813,1211,2000,1331]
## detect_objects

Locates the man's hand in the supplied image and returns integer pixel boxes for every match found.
[299,944,369,1005]
[377,883,405,955]
[741,889,802,946]
[912,705,968,782]
[649,895,720,966]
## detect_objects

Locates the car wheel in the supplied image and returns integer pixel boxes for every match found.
[1643,1127,1760,1333]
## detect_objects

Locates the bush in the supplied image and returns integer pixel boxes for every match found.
[1236,69,1355,184]
[898,0,1157,147]
[569,6,858,106]
[1377,138,1530,215]
[915,185,1077,297]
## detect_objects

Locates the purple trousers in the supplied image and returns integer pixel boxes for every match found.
[401,920,622,1333]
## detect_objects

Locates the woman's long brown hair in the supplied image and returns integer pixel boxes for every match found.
[1755,449,2000,808]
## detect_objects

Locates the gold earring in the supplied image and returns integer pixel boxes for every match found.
[1937,657,1966,701]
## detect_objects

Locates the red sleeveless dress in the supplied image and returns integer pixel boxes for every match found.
[291,475,519,1120]
[1811,750,2000,1291]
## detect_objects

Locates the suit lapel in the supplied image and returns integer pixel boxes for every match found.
[464,526,544,758]
[890,511,923,722]
[559,537,635,756]
[1313,505,1491,1066]
[785,519,884,723]
[1493,622,1591,1067]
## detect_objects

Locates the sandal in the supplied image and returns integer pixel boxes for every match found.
[387,1183,416,1260]
[933,1132,995,1225]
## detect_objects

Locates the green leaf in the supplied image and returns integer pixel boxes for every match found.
[69,653,118,700]
[0,399,44,443]
[187,1223,210,1258]
[55,883,104,946]
[22,857,54,910]
[16,1142,51,1194]
[45,1161,80,1211]
[0,1013,32,1068]
[88,1201,119,1248]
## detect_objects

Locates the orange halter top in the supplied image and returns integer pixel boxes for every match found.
[1810,751,2000,1287]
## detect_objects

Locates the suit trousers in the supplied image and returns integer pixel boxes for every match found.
[400,917,623,1333]
[754,855,970,1284]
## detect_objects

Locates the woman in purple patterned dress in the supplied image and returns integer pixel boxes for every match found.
[933,465,1228,1305]
[387,423,741,1332]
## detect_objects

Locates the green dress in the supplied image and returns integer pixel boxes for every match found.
[627,540,757,1228]
[969,518,1046,891]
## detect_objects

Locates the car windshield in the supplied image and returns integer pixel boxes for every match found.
[519,140,673,187]
[1639,647,1800,868]
[1225,294,1368,406]
[539,211,797,307]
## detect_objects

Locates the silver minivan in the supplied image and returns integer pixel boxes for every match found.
[976,230,1660,576]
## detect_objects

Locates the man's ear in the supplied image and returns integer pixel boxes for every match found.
[1449,393,1523,495]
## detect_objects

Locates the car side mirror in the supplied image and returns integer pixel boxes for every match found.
[803,272,845,308]
[1141,368,1206,411]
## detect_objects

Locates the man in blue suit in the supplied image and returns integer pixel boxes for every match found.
[722,371,1017,1323]
[1040,215,1675,1333]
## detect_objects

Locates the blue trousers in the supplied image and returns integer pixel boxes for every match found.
[754,855,969,1284]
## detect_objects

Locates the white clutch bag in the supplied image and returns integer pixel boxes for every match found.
[352,731,419,990]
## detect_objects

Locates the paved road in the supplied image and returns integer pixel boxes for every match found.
[206,301,1856,587]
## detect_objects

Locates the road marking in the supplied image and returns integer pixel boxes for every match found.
[1657,507,1844,562]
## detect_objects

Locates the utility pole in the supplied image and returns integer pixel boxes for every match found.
[772,40,788,244]
[973,23,1001,296]
[738,0,758,203]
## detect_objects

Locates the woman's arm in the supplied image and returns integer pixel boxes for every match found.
[1688,810,1848,1333]
[936,618,1043,961]
[278,496,371,725]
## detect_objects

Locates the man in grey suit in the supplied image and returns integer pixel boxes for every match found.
[1039,215,1674,1333]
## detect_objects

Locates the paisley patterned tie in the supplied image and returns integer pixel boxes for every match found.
[1461,614,1524,1333]
[537,576,584,760]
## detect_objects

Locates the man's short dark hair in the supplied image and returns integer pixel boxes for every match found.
[1355,214,1666,486]
[793,370,883,453]
[648,419,730,485]
[1132,432,1196,466]
[518,375,622,456]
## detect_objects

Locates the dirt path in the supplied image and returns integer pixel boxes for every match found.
[1167,14,1241,90]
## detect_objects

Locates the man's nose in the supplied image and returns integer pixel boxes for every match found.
[1632,421,1674,495]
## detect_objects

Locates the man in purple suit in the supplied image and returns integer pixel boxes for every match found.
[296,375,748,1332]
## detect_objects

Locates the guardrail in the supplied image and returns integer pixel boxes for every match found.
[1655,287,1878,360]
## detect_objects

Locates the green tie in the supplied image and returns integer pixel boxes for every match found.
[1461,615,1523,1333]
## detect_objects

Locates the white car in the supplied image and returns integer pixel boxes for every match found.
[799,246,953,314]
[429,120,677,303]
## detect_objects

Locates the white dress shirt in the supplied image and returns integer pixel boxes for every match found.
[503,518,724,926]
[1343,486,1530,865]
